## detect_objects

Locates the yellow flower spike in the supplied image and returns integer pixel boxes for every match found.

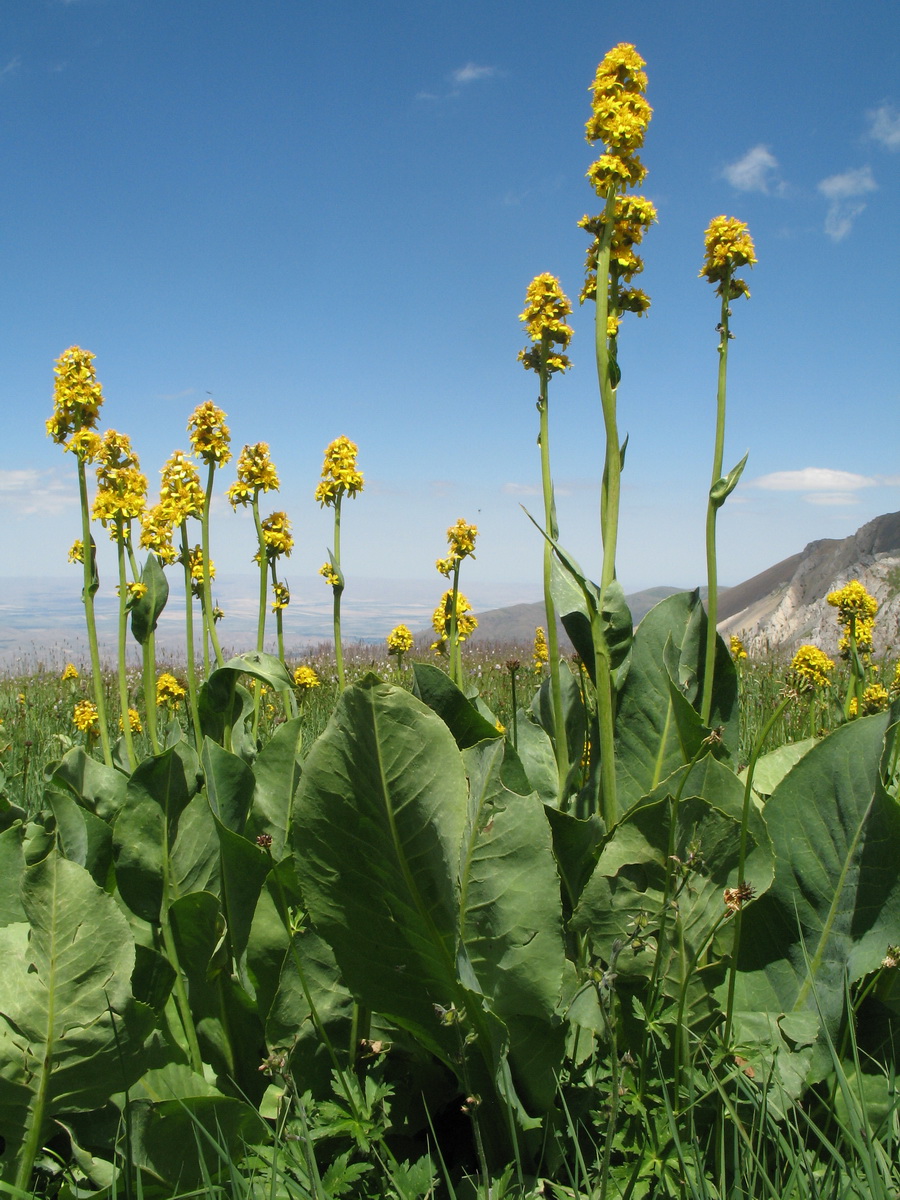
[790,644,834,689]
[119,708,143,734]
[431,590,477,647]
[271,582,291,611]
[314,436,364,507]
[72,699,99,734]
[533,626,549,669]
[293,665,320,690]
[258,511,294,561]
[68,540,85,565]
[64,429,103,463]
[729,635,748,661]
[187,400,232,467]
[139,503,178,564]
[700,216,757,300]
[46,346,105,445]
[386,624,414,656]
[518,274,574,375]
[860,683,890,715]
[827,579,878,625]
[319,561,340,588]
[61,663,79,681]
[159,450,205,524]
[156,672,187,710]
[226,442,280,507]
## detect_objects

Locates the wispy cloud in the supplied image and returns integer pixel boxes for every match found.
[451,63,497,86]
[1,56,22,79]
[0,468,76,516]
[416,62,499,102]
[503,482,540,496]
[868,102,900,151]
[722,145,782,194]
[751,467,879,493]
[818,165,877,240]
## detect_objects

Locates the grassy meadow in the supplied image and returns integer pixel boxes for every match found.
[3,40,900,1200]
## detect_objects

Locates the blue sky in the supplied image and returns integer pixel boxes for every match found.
[2,0,899,615]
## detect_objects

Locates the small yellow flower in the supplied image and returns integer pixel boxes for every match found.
[73,699,99,734]
[533,626,549,669]
[257,511,294,561]
[790,644,834,689]
[139,504,178,565]
[431,590,477,653]
[187,400,232,466]
[293,665,320,690]
[859,683,890,715]
[46,346,104,444]
[827,580,878,625]
[61,663,79,681]
[436,520,478,578]
[730,635,748,661]
[314,436,364,507]
[271,581,291,611]
[119,708,143,734]
[700,216,757,300]
[65,429,102,463]
[117,581,148,602]
[156,672,187,710]
[227,442,280,508]
[386,624,414,656]
[159,450,205,525]
[68,539,85,565]
[320,561,341,588]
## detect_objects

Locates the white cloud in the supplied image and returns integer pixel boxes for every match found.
[1,56,21,78]
[0,468,76,516]
[868,102,900,150]
[751,467,879,493]
[722,145,780,193]
[451,63,497,85]
[804,492,862,506]
[818,165,877,240]
[503,482,540,496]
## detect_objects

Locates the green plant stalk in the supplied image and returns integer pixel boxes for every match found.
[593,185,620,826]
[449,559,463,688]
[538,337,571,805]
[509,666,518,751]
[270,561,286,663]
[77,457,113,766]
[178,523,203,754]
[201,462,225,669]
[114,525,136,770]
[251,496,269,738]
[701,281,732,726]
[126,542,161,754]
[332,491,346,691]
[723,690,794,1045]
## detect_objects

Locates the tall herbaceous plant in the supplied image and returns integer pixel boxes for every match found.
[14,41,900,1200]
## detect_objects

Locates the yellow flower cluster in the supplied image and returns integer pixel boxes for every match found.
[156,672,187,710]
[790,644,834,689]
[386,624,414,655]
[585,45,652,197]
[849,683,890,717]
[533,626,549,668]
[271,582,291,612]
[119,708,143,734]
[729,635,748,661]
[72,699,99,734]
[117,581,149,602]
[431,590,477,653]
[827,580,878,658]
[227,443,281,508]
[139,504,178,565]
[92,430,148,539]
[293,665,320,690]
[187,400,232,466]
[46,346,105,445]
[258,511,294,561]
[182,544,214,584]
[314,436,364,507]
[319,561,341,588]
[159,450,205,525]
[436,519,478,578]
[517,274,574,374]
[699,216,757,300]
[61,663,79,681]
[65,429,102,463]
[68,540,85,565]
[579,196,657,306]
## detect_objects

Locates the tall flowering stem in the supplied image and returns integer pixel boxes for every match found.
[188,401,232,671]
[699,217,756,725]
[47,347,112,766]
[827,580,877,719]
[519,274,573,803]
[582,45,655,823]
[436,519,478,687]
[139,502,178,755]
[316,437,364,692]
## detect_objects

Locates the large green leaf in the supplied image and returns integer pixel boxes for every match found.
[247,715,304,858]
[412,662,503,749]
[130,553,169,646]
[45,748,127,821]
[47,792,113,887]
[0,854,149,1187]
[733,712,900,1034]
[292,676,469,1059]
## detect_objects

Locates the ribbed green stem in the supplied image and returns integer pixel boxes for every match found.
[332,493,346,691]
[77,458,112,765]
[538,341,571,806]
[127,542,160,753]
[593,185,620,825]
[201,462,225,669]
[701,284,732,725]
[115,528,136,770]
[449,560,463,688]
[179,524,203,754]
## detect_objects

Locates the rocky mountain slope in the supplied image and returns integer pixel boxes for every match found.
[718,511,900,656]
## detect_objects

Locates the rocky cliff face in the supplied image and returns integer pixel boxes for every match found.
[719,512,900,657]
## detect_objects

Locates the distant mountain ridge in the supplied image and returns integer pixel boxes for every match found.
[468,587,687,647]
[718,511,900,656]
